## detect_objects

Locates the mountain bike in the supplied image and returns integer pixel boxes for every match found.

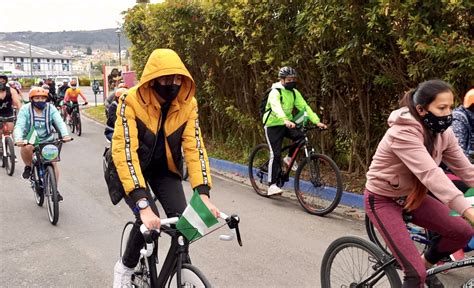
[248,124,343,216]
[119,212,242,287]
[25,138,71,225]
[67,103,85,136]
[0,115,16,176]
[320,236,474,287]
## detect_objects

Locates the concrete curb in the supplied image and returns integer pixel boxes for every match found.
[209,157,364,209]
[82,112,365,209]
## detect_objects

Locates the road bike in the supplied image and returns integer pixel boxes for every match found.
[248,124,343,216]
[320,236,474,287]
[67,103,85,136]
[119,212,242,287]
[0,115,16,176]
[26,138,71,225]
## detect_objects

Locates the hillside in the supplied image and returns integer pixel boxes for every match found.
[0,29,131,52]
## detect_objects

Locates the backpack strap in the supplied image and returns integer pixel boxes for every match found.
[29,103,53,135]
[263,88,281,125]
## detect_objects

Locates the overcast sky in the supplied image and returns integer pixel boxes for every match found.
[0,0,164,33]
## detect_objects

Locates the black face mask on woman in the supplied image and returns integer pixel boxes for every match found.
[283,82,297,90]
[153,82,181,102]
[422,111,452,133]
[0,83,6,91]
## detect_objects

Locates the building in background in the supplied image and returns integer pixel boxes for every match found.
[0,41,72,78]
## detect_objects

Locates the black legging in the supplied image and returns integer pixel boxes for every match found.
[121,171,187,268]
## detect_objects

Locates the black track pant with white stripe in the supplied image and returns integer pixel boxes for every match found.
[264,125,304,185]
[121,170,187,269]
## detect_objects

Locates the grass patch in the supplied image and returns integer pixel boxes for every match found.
[83,105,106,124]
[204,137,250,165]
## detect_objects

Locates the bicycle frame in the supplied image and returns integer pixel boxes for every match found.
[351,253,474,287]
[0,117,15,157]
[277,128,316,185]
[136,213,241,287]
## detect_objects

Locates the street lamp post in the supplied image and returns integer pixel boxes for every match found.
[29,42,33,78]
[115,28,122,67]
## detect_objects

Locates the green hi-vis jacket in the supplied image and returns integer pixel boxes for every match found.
[263,82,320,127]
[112,49,212,203]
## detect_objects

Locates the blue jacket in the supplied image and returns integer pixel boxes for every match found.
[452,105,474,157]
[14,103,69,143]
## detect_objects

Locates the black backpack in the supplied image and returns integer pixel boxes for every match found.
[103,145,126,205]
[259,87,295,125]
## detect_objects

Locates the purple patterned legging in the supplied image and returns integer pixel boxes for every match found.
[365,190,474,288]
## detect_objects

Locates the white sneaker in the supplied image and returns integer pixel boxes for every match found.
[283,156,298,171]
[113,259,134,288]
[267,184,283,196]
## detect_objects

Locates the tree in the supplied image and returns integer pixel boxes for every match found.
[86,47,92,55]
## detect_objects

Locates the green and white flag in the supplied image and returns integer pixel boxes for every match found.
[176,191,219,241]
[26,128,39,145]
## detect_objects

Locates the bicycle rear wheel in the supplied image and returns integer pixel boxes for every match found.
[168,264,211,288]
[248,143,271,197]
[4,136,15,176]
[45,165,59,225]
[294,153,343,216]
[321,236,401,288]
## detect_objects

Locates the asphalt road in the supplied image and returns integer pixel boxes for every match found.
[1,98,472,287]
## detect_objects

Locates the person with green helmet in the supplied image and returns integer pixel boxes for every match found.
[262,66,327,196]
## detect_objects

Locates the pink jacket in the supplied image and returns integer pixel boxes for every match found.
[366,107,474,215]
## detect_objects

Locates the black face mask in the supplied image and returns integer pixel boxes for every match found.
[0,83,6,91]
[153,82,181,102]
[283,82,297,90]
[422,111,452,133]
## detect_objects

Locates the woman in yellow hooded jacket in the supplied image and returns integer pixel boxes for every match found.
[112,49,219,287]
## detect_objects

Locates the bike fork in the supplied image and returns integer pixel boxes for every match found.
[1,136,6,158]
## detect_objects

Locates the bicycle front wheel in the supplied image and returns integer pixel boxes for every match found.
[294,154,343,216]
[5,136,15,176]
[248,143,271,197]
[320,236,401,288]
[31,166,44,207]
[168,264,211,288]
[75,114,82,136]
[45,165,59,225]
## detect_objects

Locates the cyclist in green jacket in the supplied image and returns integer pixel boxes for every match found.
[263,66,327,196]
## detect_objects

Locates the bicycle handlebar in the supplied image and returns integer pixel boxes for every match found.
[14,138,74,147]
[139,212,242,257]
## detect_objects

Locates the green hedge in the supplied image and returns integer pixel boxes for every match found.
[123,0,473,173]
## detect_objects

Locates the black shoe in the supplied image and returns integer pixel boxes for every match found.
[22,166,32,179]
[57,191,63,202]
[426,275,445,288]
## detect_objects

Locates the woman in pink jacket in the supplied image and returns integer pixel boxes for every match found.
[365,79,474,288]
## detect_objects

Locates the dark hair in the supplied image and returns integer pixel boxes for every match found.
[399,79,453,211]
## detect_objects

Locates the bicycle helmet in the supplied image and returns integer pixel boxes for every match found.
[29,87,49,99]
[115,88,128,98]
[463,88,474,108]
[278,66,297,78]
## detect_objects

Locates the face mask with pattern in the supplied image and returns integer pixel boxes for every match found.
[422,111,452,133]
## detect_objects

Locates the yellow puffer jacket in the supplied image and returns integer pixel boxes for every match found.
[112,49,212,203]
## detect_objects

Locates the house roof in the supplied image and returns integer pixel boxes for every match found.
[0,41,69,60]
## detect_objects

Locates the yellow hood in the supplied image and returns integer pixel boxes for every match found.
[137,48,195,104]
